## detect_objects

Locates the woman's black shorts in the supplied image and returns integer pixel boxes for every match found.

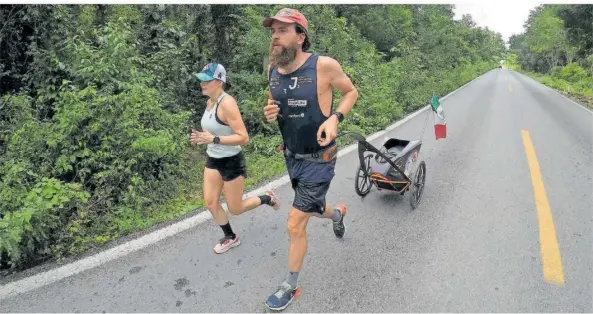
[205,151,248,182]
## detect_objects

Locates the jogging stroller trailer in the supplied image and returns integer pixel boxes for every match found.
[337,131,427,209]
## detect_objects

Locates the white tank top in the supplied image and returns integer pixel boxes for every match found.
[200,92,241,158]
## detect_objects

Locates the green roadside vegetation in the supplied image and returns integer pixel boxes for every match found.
[0,4,506,273]
[504,4,593,109]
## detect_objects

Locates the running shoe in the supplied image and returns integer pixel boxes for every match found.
[333,204,347,239]
[213,235,241,254]
[265,282,300,311]
[266,190,281,210]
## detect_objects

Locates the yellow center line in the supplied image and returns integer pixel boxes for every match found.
[521,130,565,285]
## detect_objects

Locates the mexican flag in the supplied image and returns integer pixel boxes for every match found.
[431,94,447,139]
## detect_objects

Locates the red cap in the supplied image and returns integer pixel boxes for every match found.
[263,8,308,33]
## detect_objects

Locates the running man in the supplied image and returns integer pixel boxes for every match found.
[262,8,359,310]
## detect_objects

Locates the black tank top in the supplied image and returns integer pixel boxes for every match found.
[268,53,334,155]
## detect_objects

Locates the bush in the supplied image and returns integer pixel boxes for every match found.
[0,19,195,269]
[554,63,589,83]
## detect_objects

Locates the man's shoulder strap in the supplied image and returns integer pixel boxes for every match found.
[266,64,273,81]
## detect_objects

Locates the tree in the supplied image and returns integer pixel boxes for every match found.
[524,6,568,72]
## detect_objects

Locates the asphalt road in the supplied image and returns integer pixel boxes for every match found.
[2,69,592,312]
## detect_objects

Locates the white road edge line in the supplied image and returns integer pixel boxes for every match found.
[0,69,487,301]
[512,69,593,115]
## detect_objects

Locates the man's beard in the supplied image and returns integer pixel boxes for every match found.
[268,43,298,67]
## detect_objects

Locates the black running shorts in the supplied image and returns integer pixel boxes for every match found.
[285,155,336,215]
[290,179,332,215]
[205,151,248,182]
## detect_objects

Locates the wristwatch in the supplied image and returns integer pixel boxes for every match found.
[213,136,220,144]
[332,111,344,123]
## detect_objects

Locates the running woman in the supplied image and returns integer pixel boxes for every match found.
[191,62,281,254]
[261,8,359,310]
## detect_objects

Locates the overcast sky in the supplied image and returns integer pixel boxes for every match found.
[453,1,543,45]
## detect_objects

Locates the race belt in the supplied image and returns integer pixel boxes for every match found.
[282,144,338,163]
